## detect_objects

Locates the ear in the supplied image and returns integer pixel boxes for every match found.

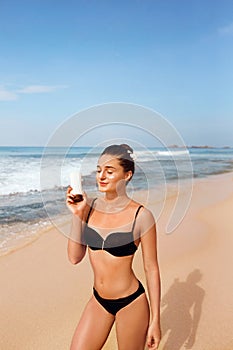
[124,171,132,182]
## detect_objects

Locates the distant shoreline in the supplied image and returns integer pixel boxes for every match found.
[0,145,232,149]
[168,144,232,149]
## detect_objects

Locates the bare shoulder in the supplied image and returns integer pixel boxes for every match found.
[131,200,154,218]
[131,201,155,227]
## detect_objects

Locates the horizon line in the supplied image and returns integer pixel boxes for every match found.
[0,144,232,149]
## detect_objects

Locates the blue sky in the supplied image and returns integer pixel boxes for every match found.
[0,0,233,147]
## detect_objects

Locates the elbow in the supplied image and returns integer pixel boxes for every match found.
[67,241,86,265]
[68,254,84,265]
[67,247,86,265]
[68,257,82,265]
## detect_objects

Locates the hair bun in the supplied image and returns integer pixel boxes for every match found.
[101,144,135,178]
[120,144,134,154]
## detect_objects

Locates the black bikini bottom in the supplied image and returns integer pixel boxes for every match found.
[93,280,145,316]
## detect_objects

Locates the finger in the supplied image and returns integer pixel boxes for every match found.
[67,186,73,194]
[147,337,159,349]
[152,340,160,349]
[66,195,75,203]
[147,336,153,348]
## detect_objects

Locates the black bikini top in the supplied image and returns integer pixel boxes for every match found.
[83,198,143,257]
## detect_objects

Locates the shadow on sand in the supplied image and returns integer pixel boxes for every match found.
[161,269,205,350]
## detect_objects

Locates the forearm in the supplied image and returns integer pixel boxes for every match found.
[145,265,161,323]
[67,213,86,264]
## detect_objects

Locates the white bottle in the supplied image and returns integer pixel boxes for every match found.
[70,169,83,202]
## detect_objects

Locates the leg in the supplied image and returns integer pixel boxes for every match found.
[70,295,115,350]
[115,293,150,350]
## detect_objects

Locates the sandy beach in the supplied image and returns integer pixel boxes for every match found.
[1,172,233,350]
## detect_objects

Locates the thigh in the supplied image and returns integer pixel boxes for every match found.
[115,293,150,350]
[70,295,115,350]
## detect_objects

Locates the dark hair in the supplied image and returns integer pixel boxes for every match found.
[101,144,135,180]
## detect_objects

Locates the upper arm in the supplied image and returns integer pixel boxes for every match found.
[138,208,159,271]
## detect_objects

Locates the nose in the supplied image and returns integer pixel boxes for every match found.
[98,170,106,180]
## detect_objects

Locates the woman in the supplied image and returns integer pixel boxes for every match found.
[66,144,161,350]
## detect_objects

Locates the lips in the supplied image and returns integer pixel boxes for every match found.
[99,182,108,186]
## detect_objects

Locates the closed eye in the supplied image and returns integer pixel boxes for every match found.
[96,167,114,174]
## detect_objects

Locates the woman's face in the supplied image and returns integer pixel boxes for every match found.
[96,154,132,194]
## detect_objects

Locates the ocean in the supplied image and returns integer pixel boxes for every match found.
[0,146,233,255]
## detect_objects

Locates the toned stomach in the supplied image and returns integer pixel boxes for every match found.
[88,249,139,298]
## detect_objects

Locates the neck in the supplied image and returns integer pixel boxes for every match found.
[100,192,131,212]
[104,192,127,201]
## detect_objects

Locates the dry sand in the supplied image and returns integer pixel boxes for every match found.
[0,172,233,350]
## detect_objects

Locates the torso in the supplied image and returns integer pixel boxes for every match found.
[83,198,143,298]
